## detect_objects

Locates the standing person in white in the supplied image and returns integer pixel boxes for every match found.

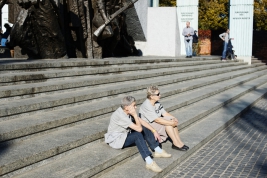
[182,21,194,58]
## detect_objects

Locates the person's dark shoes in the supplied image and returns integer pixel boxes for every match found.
[186,56,189,58]
[172,144,188,151]
[189,56,192,58]
[182,145,189,150]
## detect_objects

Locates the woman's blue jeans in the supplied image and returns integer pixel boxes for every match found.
[123,126,159,160]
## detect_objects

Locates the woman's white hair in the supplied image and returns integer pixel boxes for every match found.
[147,85,159,99]
[121,96,136,109]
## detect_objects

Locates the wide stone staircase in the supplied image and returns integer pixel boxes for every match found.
[0,56,267,178]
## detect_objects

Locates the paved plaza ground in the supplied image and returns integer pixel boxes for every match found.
[165,95,267,178]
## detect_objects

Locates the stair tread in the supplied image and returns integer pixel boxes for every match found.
[0,56,220,70]
[14,82,267,178]
[1,73,267,176]
[0,64,257,117]
[0,56,265,177]
[0,63,257,105]
[97,83,267,178]
[0,61,244,84]
[1,69,266,140]
[0,60,222,77]
[0,62,252,99]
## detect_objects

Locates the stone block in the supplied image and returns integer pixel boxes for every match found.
[14,46,28,59]
[144,7,180,57]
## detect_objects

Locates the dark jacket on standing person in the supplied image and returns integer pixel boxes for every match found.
[2,24,11,39]
[193,31,198,43]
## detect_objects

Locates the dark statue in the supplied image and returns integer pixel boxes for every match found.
[0,0,139,59]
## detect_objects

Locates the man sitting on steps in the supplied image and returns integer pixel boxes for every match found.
[105,96,172,173]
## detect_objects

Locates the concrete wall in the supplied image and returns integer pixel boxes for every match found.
[143,7,180,57]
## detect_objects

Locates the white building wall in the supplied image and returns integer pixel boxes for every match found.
[230,0,254,64]
[176,0,199,55]
[145,7,180,57]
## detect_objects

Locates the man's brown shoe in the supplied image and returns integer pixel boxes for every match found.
[154,150,172,158]
[146,161,163,173]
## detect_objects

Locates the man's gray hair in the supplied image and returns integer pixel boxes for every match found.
[147,85,159,99]
[121,96,136,109]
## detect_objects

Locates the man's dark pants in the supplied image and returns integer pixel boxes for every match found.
[123,126,159,160]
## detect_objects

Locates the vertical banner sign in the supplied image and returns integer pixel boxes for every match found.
[230,0,254,64]
[176,0,199,55]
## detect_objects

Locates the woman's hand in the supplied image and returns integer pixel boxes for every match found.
[170,119,178,127]
[172,118,179,123]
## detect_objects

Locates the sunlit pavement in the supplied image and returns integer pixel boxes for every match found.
[165,95,267,178]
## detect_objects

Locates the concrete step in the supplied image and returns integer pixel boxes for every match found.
[252,59,267,64]
[1,68,266,142]
[251,56,267,64]
[96,83,267,178]
[11,76,267,178]
[251,60,263,63]
[0,62,254,100]
[1,72,267,177]
[0,61,243,86]
[0,64,259,119]
[0,56,263,177]
[0,60,225,83]
[0,57,220,72]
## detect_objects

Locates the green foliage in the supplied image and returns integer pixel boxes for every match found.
[199,0,229,30]
[159,0,176,7]
[254,0,267,30]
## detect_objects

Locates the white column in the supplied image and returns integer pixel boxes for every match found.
[152,0,159,7]
[176,0,199,55]
[229,0,254,64]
